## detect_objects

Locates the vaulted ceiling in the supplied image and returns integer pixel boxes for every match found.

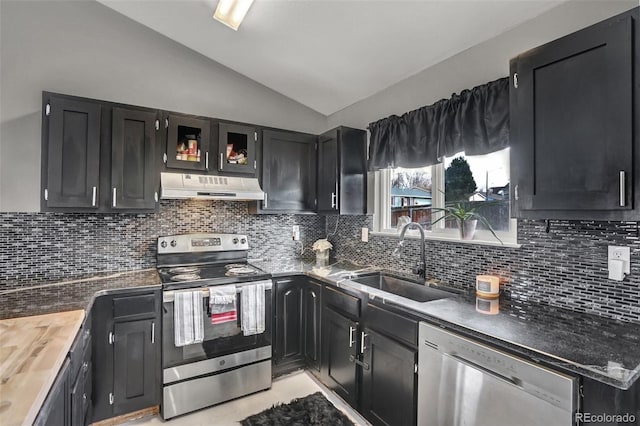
[98,0,564,115]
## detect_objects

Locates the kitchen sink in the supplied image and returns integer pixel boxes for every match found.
[351,273,457,303]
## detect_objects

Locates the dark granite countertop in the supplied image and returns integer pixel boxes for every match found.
[0,269,161,320]
[255,258,640,390]
[2,260,638,390]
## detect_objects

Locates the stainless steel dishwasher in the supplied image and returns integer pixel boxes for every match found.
[418,322,578,426]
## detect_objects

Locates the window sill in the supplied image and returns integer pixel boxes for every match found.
[370,230,521,248]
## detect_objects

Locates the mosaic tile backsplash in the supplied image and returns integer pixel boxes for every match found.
[327,215,640,323]
[0,200,324,290]
[1,202,639,323]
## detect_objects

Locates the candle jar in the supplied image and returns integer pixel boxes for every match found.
[315,248,330,267]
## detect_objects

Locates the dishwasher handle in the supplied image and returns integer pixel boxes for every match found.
[444,352,522,388]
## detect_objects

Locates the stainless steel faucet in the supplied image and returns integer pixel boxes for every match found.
[393,222,426,279]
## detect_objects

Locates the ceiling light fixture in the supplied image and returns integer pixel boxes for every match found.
[213,0,254,31]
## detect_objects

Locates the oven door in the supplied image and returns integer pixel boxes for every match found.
[162,280,272,371]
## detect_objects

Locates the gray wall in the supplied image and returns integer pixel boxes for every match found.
[327,0,637,129]
[0,0,327,212]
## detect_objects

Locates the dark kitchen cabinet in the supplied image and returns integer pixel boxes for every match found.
[274,278,305,373]
[34,359,70,426]
[41,96,101,210]
[92,290,161,422]
[510,7,639,220]
[164,114,211,172]
[361,328,417,426]
[304,280,322,371]
[218,122,257,176]
[257,130,317,213]
[317,127,367,215]
[321,307,359,407]
[41,92,161,213]
[111,108,159,210]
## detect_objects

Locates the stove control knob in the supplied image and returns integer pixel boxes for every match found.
[241,238,247,244]
[170,240,177,247]
[160,240,167,248]
[233,238,239,244]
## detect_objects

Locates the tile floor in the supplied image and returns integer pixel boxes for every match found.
[124,371,369,426]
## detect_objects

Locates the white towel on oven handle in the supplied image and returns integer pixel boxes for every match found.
[241,282,265,336]
[174,290,204,347]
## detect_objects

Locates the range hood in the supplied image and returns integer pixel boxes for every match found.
[160,172,265,201]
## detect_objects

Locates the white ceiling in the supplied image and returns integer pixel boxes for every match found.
[98,0,563,115]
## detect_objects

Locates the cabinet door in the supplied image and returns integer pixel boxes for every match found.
[317,130,339,213]
[361,329,417,426]
[44,97,101,209]
[218,123,257,176]
[321,308,358,407]
[262,130,317,212]
[34,358,70,426]
[113,319,158,416]
[165,115,210,171]
[304,281,322,371]
[111,108,158,211]
[511,11,634,216]
[274,279,304,368]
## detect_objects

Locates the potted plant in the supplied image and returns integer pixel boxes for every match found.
[430,203,503,244]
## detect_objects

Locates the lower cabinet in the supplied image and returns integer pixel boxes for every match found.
[361,328,417,426]
[34,359,71,426]
[92,289,161,422]
[273,277,322,376]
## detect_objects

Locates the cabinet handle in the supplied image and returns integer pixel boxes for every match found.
[151,322,155,344]
[619,171,625,207]
[112,188,116,207]
[514,184,519,201]
[335,182,339,210]
[513,73,518,89]
[220,152,224,170]
[360,332,368,353]
[349,326,356,348]
[91,186,97,206]
[205,152,209,170]
[331,193,336,209]
[264,193,268,209]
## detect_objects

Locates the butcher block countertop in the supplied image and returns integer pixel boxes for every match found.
[0,310,85,426]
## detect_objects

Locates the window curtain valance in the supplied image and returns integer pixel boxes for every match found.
[368,77,510,170]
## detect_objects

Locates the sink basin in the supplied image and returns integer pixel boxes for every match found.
[351,273,455,303]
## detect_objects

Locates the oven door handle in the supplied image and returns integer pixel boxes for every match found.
[163,280,272,303]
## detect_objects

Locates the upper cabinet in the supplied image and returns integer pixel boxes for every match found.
[317,127,367,215]
[510,7,639,220]
[41,93,160,213]
[42,96,101,210]
[163,114,211,172]
[218,122,257,176]
[255,129,317,213]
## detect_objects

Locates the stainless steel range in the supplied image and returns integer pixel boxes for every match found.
[157,233,272,420]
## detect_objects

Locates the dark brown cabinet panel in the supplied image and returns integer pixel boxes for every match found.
[43,96,101,209]
[510,8,639,220]
[260,130,317,213]
[361,329,417,426]
[321,307,358,407]
[113,319,158,416]
[34,359,70,426]
[164,114,211,172]
[304,280,322,371]
[218,122,257,176]
[274,278,305,373]
[111,108,159,211]
[317,127,367,215]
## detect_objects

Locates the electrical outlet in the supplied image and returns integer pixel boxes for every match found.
[608,245,630,277]
[292,225,300,241]
[361,227,369,242]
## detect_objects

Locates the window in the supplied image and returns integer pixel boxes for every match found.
[374,148,517,245]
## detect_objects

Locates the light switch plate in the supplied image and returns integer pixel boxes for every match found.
[361,227,369,242]
[292,225,300,241]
